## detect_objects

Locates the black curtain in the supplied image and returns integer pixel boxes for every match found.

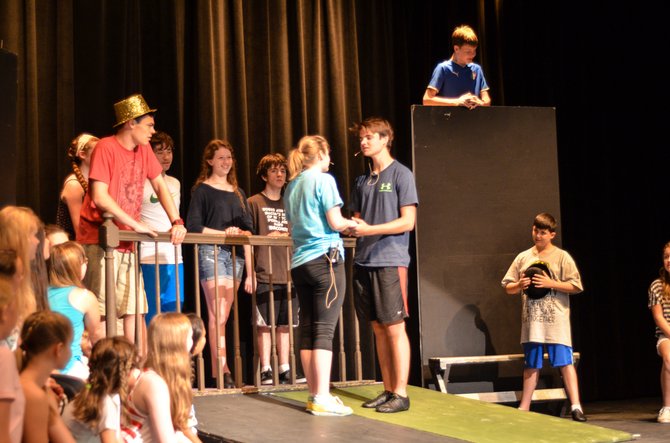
[2,0,669,400]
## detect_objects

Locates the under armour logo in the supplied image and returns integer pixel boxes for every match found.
[379,183,392,192]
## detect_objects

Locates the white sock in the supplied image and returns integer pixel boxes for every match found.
[279,364,290,373]
[262,365,271,372]
[571,404,582,412]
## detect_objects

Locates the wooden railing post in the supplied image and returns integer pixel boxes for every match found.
[100,213,119,337]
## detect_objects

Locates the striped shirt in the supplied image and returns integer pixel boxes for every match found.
[648,278,670,337]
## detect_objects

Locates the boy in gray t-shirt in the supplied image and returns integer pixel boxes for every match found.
[348,117,418,413]
[501,212,586,421]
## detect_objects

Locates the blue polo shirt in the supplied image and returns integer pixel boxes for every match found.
[428,59,489,98]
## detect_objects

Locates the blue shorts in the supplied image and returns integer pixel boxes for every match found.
[141,263,185,325]
[198,245,244,282]
[523,342,574,369]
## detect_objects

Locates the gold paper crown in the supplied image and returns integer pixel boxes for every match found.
[113,94,157,127]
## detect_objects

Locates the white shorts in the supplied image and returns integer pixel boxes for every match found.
[656,334,670,355]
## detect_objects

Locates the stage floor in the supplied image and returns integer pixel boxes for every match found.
[193,385,668,442]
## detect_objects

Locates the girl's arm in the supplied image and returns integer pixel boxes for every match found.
[62,178,85,239]
[99,428,120,443]
[325,206,356,232]
[21,384,50,443]
[46,388,75,443]
[652,304,670,337]
[136,372,177,443]
[243,244,253,294]
[0,401,12,443]
[82,289,103,345]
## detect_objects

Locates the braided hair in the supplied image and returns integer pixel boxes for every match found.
[67,133,99,194]
[71,337,137,428]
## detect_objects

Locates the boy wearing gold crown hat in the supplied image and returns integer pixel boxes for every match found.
[78,94,186,354]
[501,212,586,421]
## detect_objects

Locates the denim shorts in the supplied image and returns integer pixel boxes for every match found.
[198,244,245,282]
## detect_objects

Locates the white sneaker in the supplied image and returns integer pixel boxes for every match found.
[658,406,670,423]
[308,394,353,416]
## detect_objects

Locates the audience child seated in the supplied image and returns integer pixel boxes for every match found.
[18,310,76,442]
[122,313,200,442]
[47,241,103,379]
[0,273,23,443]
[62,336,137,442]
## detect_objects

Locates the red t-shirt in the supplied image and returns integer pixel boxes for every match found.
[77,135,162,248]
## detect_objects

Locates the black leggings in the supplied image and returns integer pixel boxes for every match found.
[291,255,345,351]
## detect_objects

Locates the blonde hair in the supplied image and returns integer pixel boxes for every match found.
[145,313,193,432]
[452,25,478,47]
[72,337,136,428]
[48,241,86,288]
[0,206,40,316]
[287,135,330,180]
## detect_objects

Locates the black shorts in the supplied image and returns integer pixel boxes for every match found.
[254,283,299,327]
[353,265,408,324]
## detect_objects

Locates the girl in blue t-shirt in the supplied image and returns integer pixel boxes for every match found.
[284,135,356,416]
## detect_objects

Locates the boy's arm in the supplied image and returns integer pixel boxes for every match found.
[479,89,491,106]
[91,181,157,236]
[504,276,531,295]
[531,271,581,294]
[422,88,462,106]
[149,174,187,245]
[350,205,416,237]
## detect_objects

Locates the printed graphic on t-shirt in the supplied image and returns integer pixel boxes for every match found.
[149,190,179,204]
[262,206,289,233]
[524,295,556,324]
[118,158,145,219]
[379,182,392,192]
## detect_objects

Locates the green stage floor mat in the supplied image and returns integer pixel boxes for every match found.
[273,385,633,443]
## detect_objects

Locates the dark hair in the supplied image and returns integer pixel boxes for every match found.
[0,249,17,277]
[256,153,287,181]
[533,213,557,232]
[186,312,205,355]
[150,131,174,151]
[19,310,72,369]
[72,337,137,427]
[349,117,395,148]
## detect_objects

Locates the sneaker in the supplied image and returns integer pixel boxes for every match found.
[658,406,670,423]
[305,395,314,412]
[571,408,587,422]
[362,390,393,408]
[279,370,307,384]
[375,393,410,413]
[261,369,273,385]
[307,395,353,417]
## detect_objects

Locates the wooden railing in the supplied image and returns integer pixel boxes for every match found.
[99,214,361,391]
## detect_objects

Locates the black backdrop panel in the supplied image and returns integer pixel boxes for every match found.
[411,106,562,378]
[0,49,18,207]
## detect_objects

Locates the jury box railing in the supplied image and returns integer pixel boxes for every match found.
[99,215,364,391]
